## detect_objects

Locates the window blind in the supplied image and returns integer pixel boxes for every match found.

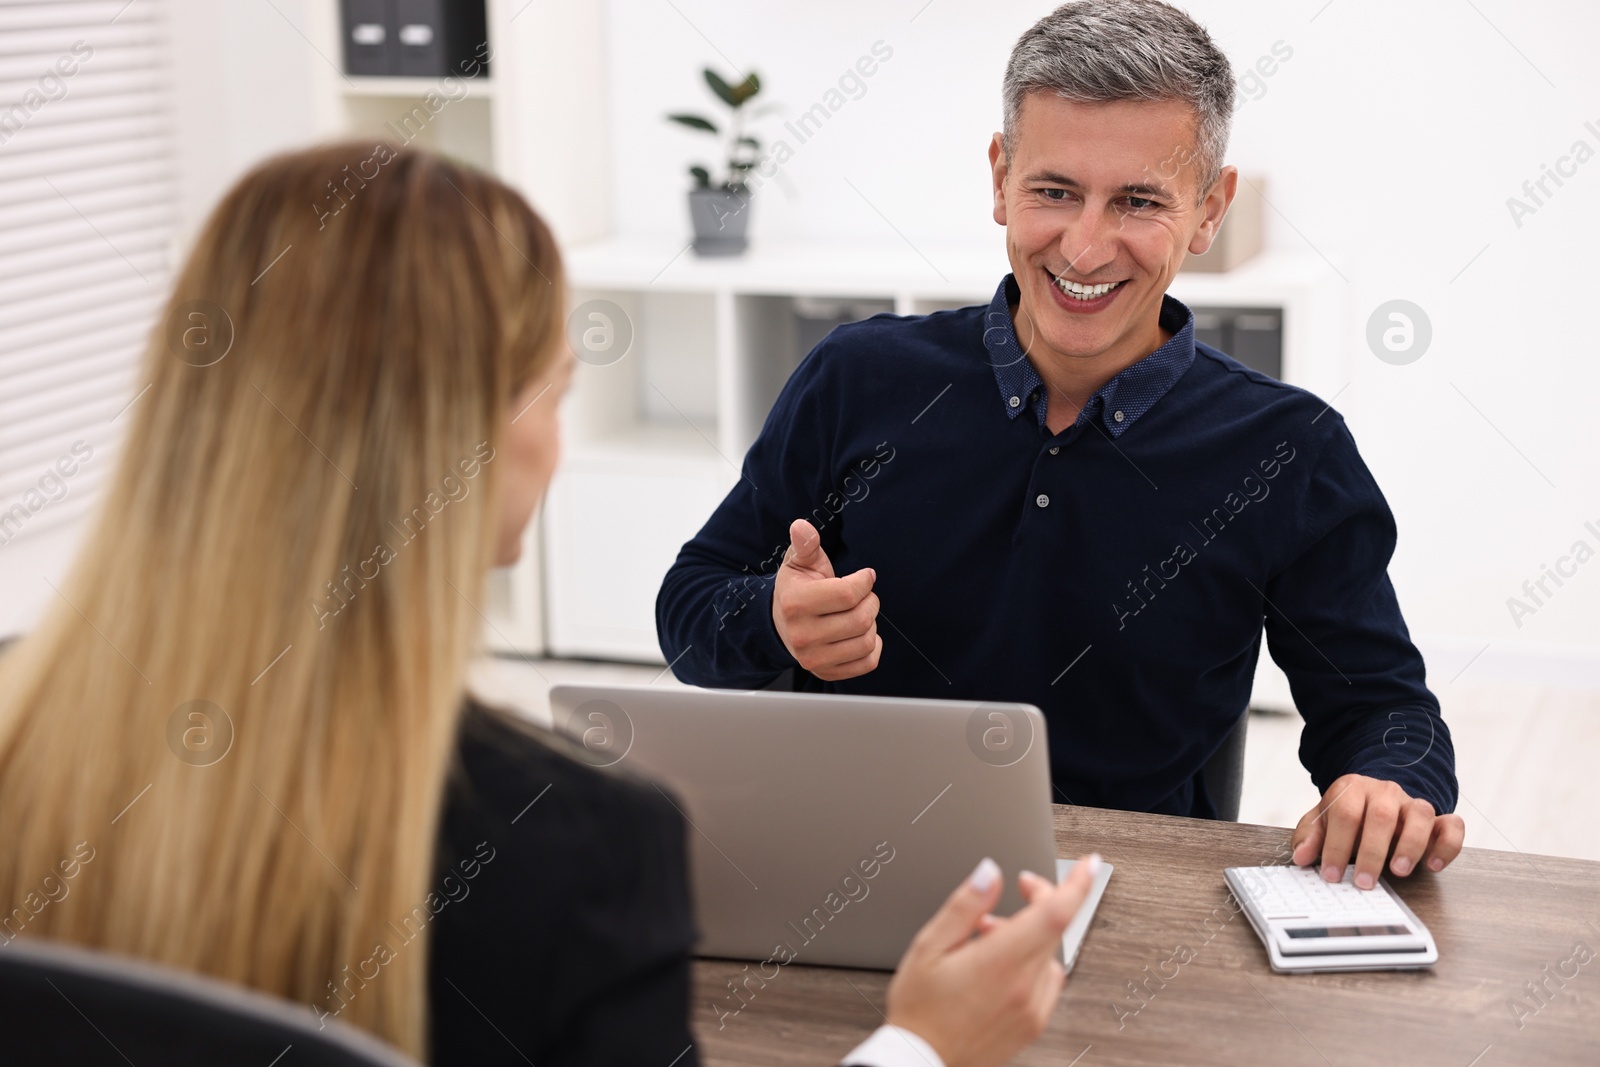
[0,0,174,573]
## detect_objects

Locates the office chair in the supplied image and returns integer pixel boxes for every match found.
[0,935,420,1066]
[1202,710,1250,822]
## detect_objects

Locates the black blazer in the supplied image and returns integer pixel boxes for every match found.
[427,700,700,1066]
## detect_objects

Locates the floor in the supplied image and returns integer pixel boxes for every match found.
[467,655,1600,863]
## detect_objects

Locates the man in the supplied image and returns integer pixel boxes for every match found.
[656,0,1464,890]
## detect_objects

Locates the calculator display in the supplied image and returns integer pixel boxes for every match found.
[1285,924,1411,938]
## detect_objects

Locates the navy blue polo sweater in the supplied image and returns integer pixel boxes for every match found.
[655,273,1457,819]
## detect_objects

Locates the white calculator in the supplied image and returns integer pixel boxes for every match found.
[1224,864,1438,973]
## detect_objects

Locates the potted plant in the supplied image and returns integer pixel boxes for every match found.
[667,68,770,255]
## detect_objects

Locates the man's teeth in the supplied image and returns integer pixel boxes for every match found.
[1054,277,1122,300]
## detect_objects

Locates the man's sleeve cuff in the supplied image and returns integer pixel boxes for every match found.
[839,1024,947,1067]
[747,573,798,669]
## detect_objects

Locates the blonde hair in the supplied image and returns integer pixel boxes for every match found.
[0,141,565,1057]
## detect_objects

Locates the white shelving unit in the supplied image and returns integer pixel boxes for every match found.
[304,0,611,657]
[548,238,1346,667]
[339,76,498,98]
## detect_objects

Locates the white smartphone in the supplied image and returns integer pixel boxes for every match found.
[1055,857,1114,971]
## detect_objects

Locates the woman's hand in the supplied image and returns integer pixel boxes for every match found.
[885,854,1100,1067]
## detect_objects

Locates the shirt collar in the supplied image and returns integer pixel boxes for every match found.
[982,272,1196,438]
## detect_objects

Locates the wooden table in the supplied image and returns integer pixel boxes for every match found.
[692,805,1600,1065]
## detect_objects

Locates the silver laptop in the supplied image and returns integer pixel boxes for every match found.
[547,683,1069,970]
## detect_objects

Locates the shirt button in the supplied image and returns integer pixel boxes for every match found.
[1048,447,1060,455]
[1009,395,1021,409]
[1113,409,1126,423]
[1035,493,1050,508]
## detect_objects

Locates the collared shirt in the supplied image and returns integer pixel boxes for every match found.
[984,273,1195,438]
[656,274,1457,819]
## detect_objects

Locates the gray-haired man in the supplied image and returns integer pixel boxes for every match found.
[658,0,1465,893]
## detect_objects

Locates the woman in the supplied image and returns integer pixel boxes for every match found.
[0,142,1094,1066]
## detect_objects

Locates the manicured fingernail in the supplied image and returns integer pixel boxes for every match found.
[1429,857,1444,872]
[1355,872,1375,890]
[1020,869,1042,885]
[1322,865,1340,881]
[969,857,1000,892]
[1391,856,1412,876]
[1085,853,1102,878]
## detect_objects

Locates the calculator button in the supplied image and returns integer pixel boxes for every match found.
[1234,865,1407,923]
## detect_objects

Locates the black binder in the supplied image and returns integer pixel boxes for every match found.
[1191,306,1283,380]
[340,0,489,78]
[341,0,393,77]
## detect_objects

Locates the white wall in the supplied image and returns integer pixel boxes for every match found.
[606,0,1600,687]
[166,0,325,247]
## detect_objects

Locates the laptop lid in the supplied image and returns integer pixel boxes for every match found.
[547,683,1058,971]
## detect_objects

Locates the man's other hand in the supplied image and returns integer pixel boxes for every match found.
[771,518,881,681]
[1291,773,1465,889]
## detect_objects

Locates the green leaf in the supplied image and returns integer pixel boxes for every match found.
[733,72,761,105]
[689,165,711,188]
[704,69,739,107]
[736,136,761,149]
[667,113,718,134]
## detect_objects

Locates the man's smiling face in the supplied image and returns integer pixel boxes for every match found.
[989,91,1235,368]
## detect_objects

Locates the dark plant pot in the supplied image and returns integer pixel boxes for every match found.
[687,187,751,256]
